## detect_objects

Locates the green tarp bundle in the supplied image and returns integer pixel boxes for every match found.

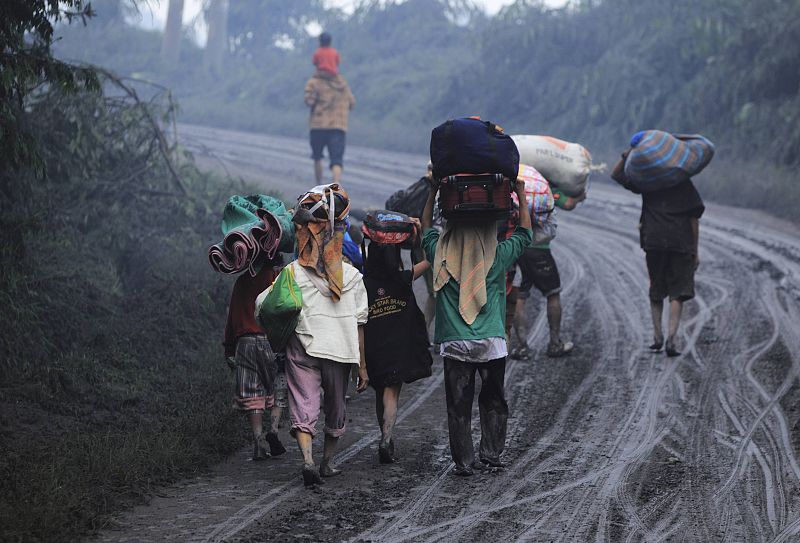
[208,194,295,276]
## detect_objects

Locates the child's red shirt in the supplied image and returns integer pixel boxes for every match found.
[312,46,340,76]
[223,264,278,357]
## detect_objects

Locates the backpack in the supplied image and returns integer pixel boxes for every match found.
[385,177,430,217]
[430,117,520,181]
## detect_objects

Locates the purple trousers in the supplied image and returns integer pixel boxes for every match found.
[285,334,352,438]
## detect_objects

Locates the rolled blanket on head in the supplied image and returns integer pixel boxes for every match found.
[208,229,260,275]
[207,194,295,276]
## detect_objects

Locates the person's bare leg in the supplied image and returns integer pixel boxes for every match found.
[296,430,314,465]
[665,299,683,356]
[314,159,324,183]
[379,384,401,463]
[512,297,530,356]
[265,405,286,456]
[269,406,282,434]
[249,411,269,459]
[546,293,562,345]
[296,430,322,485]
[423,296,435,333]
[319,434,342,477]
[249,411,263,439]
[545,293,574,357]
[650,300,664,351]
[331,164,343,184]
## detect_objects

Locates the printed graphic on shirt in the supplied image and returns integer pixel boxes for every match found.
[368,295,407,319]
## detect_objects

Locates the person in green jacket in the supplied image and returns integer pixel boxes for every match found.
[421,177,532,476]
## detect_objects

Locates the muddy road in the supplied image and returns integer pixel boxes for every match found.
[97,124,800,542]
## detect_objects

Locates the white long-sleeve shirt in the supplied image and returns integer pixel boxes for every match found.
[257,260,368,365]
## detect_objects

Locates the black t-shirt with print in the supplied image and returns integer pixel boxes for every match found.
[363,269,432,388]
[640,179,705,254]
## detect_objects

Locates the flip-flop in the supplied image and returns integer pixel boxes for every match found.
[546,340,574,358]
[510,346,531,360]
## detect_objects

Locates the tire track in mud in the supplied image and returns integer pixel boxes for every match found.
[352,252,581,542]
[349,188,800,542]
[355,212,648,542]
[203,368,447,543]
[693,224,800,542]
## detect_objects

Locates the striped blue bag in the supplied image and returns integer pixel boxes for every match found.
[624,130,715,192]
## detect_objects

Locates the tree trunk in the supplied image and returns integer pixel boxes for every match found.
[161,0,185,66]
[204,0,229,76]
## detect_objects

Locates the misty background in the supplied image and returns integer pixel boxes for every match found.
[53,0,800,219]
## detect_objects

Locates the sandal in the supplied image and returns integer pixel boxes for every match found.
[546,340,574,358]
[319,462,342,478]
[479,456,506,469]
[510,346,532,360]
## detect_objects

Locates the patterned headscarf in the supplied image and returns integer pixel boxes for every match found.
[294,184,350,301]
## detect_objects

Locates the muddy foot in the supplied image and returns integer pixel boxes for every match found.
[319,463,342,478]
[378,439,397,464]
[265,432,286,456]
[252,435,271,461]
[479,456,506,469]
[302,464,324,487]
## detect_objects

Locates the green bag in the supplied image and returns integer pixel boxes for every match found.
[256,264,302,352]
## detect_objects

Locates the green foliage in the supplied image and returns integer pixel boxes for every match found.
[454,0,800,165]
[0,80,254,541]
[0,0,100,174]
[53,0,800,167]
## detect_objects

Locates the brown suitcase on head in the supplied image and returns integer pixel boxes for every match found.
[437,173,512,220]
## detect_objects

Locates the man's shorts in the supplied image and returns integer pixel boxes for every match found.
[646,250,695,302]
[517,247,561,299]
[309,129,346,168]
[233,334,276,413]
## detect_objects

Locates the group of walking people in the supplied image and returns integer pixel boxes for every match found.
[220,32,705,486]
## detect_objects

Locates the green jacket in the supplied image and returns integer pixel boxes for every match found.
[423,226,532,343]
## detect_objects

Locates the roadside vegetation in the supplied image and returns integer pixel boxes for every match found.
[1,3,256,541]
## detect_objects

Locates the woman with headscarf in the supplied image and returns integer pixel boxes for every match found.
[271,184,369,486]
[362,222,433,463]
